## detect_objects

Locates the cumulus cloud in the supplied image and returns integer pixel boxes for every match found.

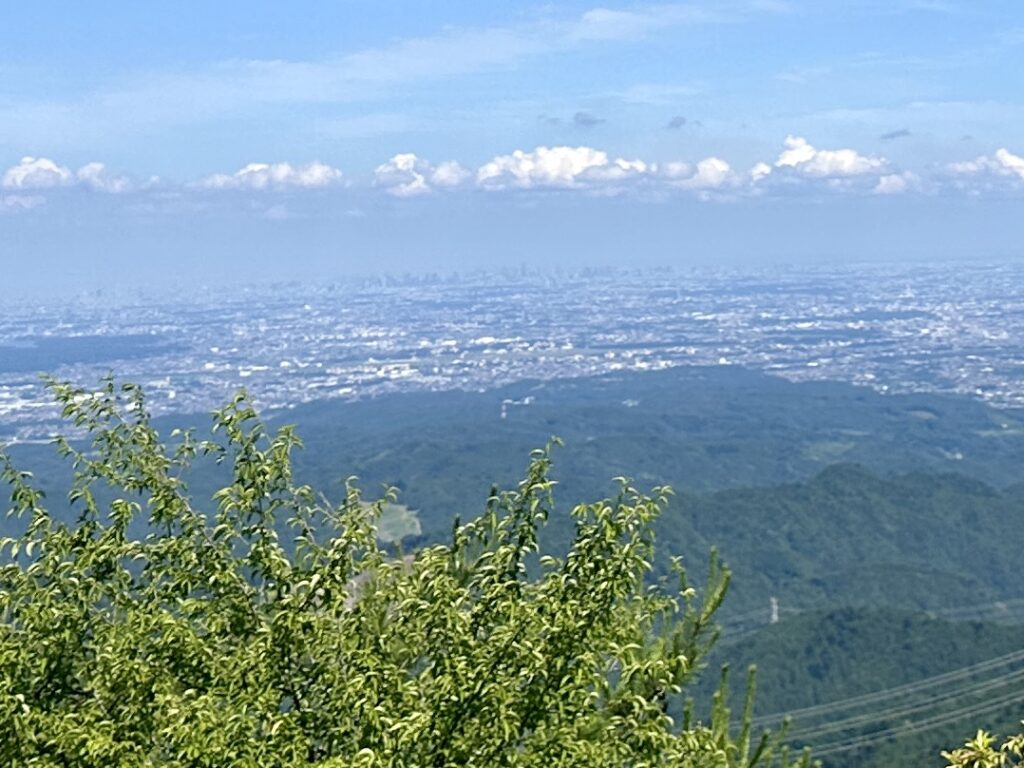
[430,160,471,188]
[76,162,132,193]
[949,148,1024,181]
[374,153,469,197]
[666,115,687,130]
[584,157,649,183]
[199,161,342,190]
[2,156,73,189]
[23,134,1024,209]
[2,156,137,195]
[662,157,735,189]
[749,161,773,182]
[375,153,429,197]
[873,172,916,195]
[737,137,912,196]
[476,146,650,190]
[771,136,886,177]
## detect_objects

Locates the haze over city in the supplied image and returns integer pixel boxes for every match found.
[3,1,1024,293]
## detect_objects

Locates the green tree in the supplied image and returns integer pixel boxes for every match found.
[0,378,812,767]
[943,728,1024,768]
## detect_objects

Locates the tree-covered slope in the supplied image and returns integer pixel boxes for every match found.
[6,367,1024,622]
[278,366,1024,531]
[705,609,1024,768]
[674,466,1024,615]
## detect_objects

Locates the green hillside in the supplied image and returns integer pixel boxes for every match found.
[673,466,1024,616]
[6,367,1023,621]
[704,609,1024,768]
[279,367,1024,524]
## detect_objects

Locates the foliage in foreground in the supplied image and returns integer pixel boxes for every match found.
[944,728,1024,768]
[0,378,813,767]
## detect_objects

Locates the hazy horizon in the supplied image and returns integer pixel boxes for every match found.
[3,1,1024,292]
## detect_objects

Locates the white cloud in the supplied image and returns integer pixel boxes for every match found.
[199,161,343,190]
[664,157,735,189]
[477,146,604,188]
[949,148,1024,181]
[749,161,773,182]
[586,157,650,182]
[992,147,1024,178]
[661,161,693,179]
[873,172,915,194]
[743,136,894,195]
[76,162,132,193]
[771,136,886,177]
[22,134,1024,209]
[0,193,46,212]
[374,154,469,197]
[2,156,73,189]
[2,156,136,194]
[374,153,430,197]
[430,160,471,188]
[477,146,650,190]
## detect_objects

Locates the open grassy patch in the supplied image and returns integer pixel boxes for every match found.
[802,439,856,462]
[373,501,421,543]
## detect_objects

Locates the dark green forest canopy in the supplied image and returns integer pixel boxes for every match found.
[7,367,1023,622]
[704,609,1024,768]
[672,466,1024,616]
[277,366,1024,505]
[11,365,1021,519]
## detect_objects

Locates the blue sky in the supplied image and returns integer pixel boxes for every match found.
[2,1,1023,292]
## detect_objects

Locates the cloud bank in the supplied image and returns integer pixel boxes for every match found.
[771,136,886,178]
[476,146,649,190]
[2,157,74,189]
[2,157,134,195]
[950,148,1024,182]
[374,154,470,197]
[4,136,1022,215]
[198,161,343,190]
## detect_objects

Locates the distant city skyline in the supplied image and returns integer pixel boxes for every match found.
[4,262,1024,443]
[2,1,1023,289]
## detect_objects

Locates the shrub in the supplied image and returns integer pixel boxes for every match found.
[0,378,811,767]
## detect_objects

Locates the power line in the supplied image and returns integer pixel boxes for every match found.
[712,600,1024,758]
[752,646,1024,727]
[790,667,1024,741]
[930,598,1024,622]
[810,688,1024,758]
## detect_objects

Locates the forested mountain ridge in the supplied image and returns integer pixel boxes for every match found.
[674,465,1024,616]
[707,608,1024,768]
[279,367,1024,521]
[6,367,1022,620]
